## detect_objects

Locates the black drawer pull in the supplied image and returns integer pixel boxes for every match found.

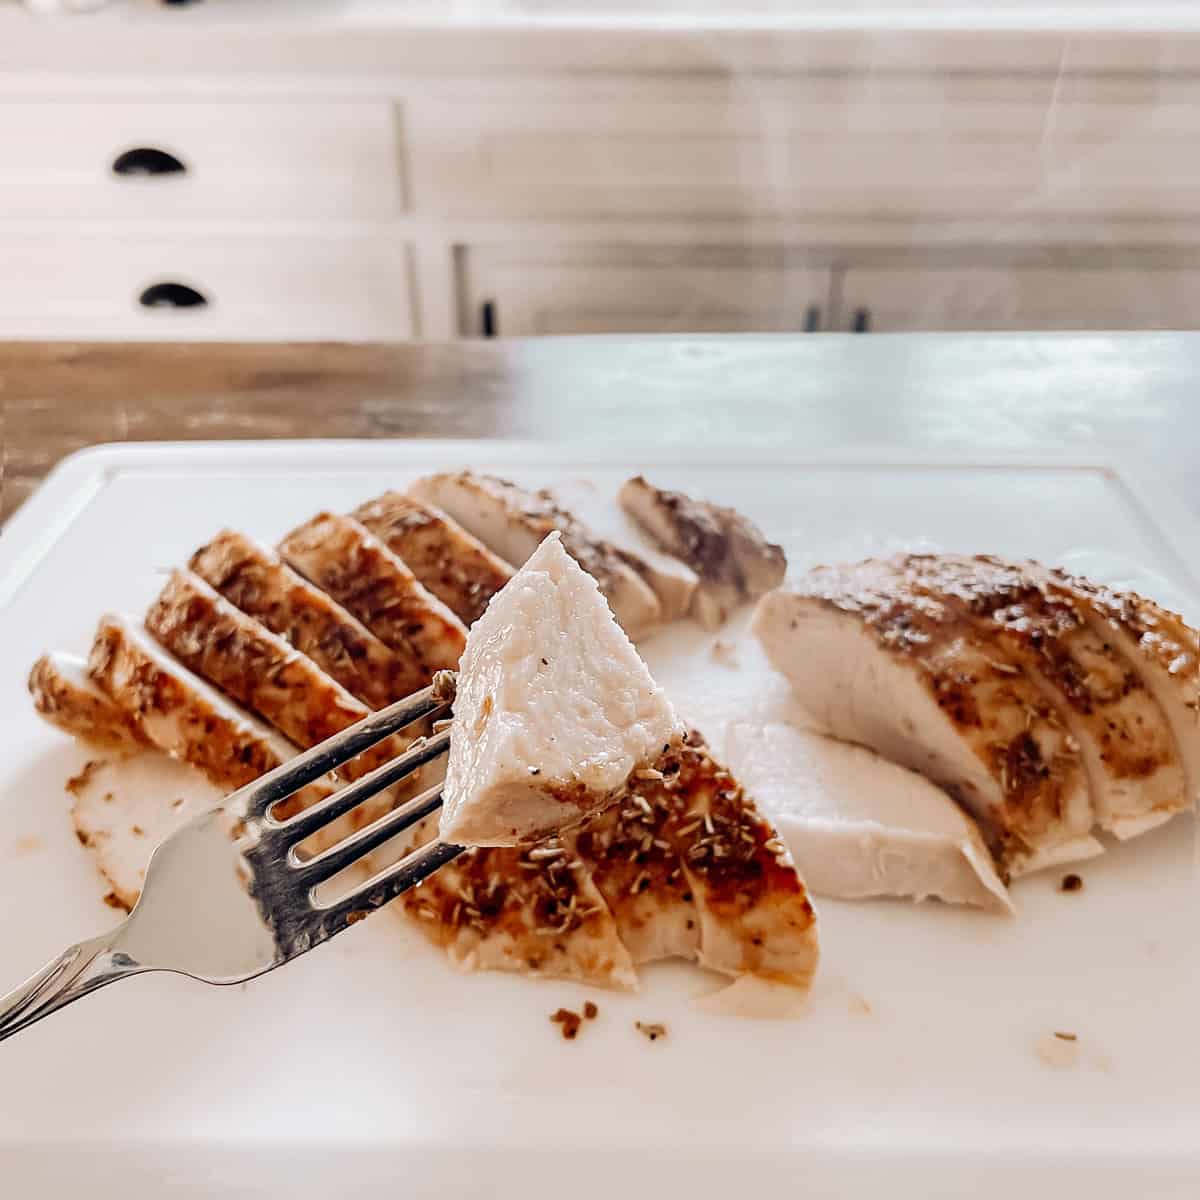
[851,307,871,333]
[480,299,498,338]
[112,147,187,178]
[139,282,208,310]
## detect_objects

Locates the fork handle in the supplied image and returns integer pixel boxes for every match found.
[0,930,145,1044]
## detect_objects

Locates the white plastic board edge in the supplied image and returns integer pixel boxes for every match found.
[4,438,1199,609]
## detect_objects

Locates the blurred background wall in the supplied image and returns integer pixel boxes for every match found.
[2,0,1199,340]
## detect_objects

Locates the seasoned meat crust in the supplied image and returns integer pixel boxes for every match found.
[190,529,421,708]
[409,471,663,639]
[352,492,514,627]
[29,651,148,750]
[619,475,786,629]
[279,513,467,678]
[896,554,1186,837]
[755,559,1097,875]
[146,569,367,749]
[405,739,818,992]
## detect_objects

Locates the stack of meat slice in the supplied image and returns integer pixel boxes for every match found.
[754,553,1198,878]
[32,509,484,872]
[29,474,815,1004]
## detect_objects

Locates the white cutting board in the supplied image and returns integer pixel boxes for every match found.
[1,442,1198,1199]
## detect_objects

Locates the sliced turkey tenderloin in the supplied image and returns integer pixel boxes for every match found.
[440,531,682,847]
[618,475,786,629]
[753,562,1099,877]
[725,722,1011,912]
[190,529,423,708]
[409,471,662,639]
[351,491,514,627]
[898,554,1186,841]
[278,512,467,678]
[29,651,148,751]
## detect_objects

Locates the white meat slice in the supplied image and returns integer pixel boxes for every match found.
[725,722,1011,913]
[69,752,221,911]
[753,562,1100,877]
[562,796,700,967]
[618,475,786,630]
[409,471,663,640]
[29,651,148,750]
[351,492,514,627]
[146,570,368,750]
[440,532,683,846]
[403,734,819,999]
[550,478,698,624]
[278,512,467,677]
[401,828,639,992]
[1041,566,1200,829]
[900,554,1187,840]
[144,570,418,799]
[641,737,819,993]
[88,613,321,806]
[190,528,423,707]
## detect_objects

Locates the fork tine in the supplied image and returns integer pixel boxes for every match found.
[294,780,448,888]
[271,728,450,849]
[227,683,448,820]
[317,839,464,931]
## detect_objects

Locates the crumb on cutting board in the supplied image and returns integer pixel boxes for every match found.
[1060,873,1083,893]
[635,1020,667,1042]
[1035,1031,1080,1070]
[583,1001,598,1020]
[65,759,105,796]
[551,1008,583,1040]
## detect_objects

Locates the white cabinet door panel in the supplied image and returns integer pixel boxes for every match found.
[839,265,1200,331]
[460,246,831,336]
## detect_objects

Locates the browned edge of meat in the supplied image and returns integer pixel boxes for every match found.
[403,833,640,991]
[278,513,467,677]
[766,560,1095,874]
[643,738,817,986]
[403,737,817,991]
[190,528,424,707]
[410,471,663,638]
[29,652,149,751]
[87,614,294,797]
[143,569,418,796]
[897,553,1186,829]
[619,475,786,627]
[1047,566,1200,790]
[353,492,514,627]
[146,569,368,748]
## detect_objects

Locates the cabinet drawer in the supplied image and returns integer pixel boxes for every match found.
[0,99,402,221]
[0,234,413,341]
[460,245,831,336]
[415,76,1200,224]
[838,265,1200,331]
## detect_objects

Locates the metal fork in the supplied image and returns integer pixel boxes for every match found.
[0,680,463,1044]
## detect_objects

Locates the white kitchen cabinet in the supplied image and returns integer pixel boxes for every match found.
[412,73,1200,225]
[458,245,832,335]
[0,99,403,222]
[1,10,1199,341]
[0,234,414,341]
[835,264,1200,332]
